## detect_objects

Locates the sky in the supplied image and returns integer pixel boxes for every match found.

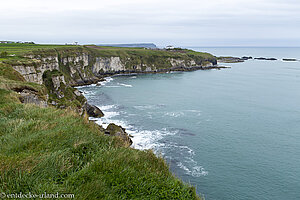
[1,0,300,46]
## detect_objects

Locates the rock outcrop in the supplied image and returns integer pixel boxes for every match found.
[7,46,218,131]
[85,103,104,118]
[282,58,298,61]
[254,57,277,61]
[18,89,48,108]
[92,57,125,73]
[105,123,133,146]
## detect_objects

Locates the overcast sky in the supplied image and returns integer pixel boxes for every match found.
[1,0,300,46]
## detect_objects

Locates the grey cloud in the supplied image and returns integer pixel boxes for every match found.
[0,0,300,46]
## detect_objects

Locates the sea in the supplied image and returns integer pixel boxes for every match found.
[77,47,300,200]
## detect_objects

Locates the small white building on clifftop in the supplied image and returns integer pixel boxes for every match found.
[166,45,175,50]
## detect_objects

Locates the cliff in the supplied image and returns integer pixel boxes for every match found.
[0,43,217,199]
[10,46,217,86]
[3,45,217,113]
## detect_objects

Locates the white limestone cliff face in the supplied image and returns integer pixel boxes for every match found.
[11,52,214,87]
[12,56,59,84]
[92,57,125,74]
[52,75,66,90]
[61,53,89,79]
[39,56,59,72]
[51,75,67,99]
[12,53,91,85]
[12,65,42,83]
[202,62,214,68]
[168,58,198,68]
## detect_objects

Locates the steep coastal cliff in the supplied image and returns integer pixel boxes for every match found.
[0,43,217,199]
[11,46,217,86]
[4,45,217,113]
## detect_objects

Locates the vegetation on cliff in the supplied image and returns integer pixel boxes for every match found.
[0,89,199,199]
[0,43,203,199]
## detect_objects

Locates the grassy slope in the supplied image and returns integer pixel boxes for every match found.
[0,44,201,199]
[0,43,78,56]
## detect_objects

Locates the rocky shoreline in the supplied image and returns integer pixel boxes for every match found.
[7,46,224,147]
[79,64,229,147]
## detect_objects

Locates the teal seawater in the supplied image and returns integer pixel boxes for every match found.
[78,47,300,200]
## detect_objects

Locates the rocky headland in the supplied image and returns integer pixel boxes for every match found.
[1,44,220,146]
[0,43,230,199]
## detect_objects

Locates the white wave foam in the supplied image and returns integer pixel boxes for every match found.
[163,142,208,177]
[81,90,96,96]
[118,83,133,87]
[131,129,177,150]
[164,111,184,118]
[99,105,115,110]
[178,162,208,177]
[74,85,86,89]
[88,103,208,178]
[134,104,166,110]
[134,105,156,110]
[98,77,114,86]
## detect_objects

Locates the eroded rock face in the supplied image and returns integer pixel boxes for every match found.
[85,103,104,118]
[169,58,188,68]
[19,89,48,108]
[12,65,42,84]
[52,75,66,90]
[168,58,206,69]
[12,56,59,84]
[92,57,125,74]
[202,62,214,68]
[105,123,133,146]
[61,53,90,79]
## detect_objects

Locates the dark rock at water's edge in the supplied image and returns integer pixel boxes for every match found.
[218,56,281,63]
[282,58,298,61]
[217,57,245,63]
[241,56,253,60]
[254,57,277,61]
[105,123,133,146]
[217,56,254,63]
[85,103,104,118]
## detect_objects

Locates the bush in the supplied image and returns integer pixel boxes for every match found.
[0,51,8,58]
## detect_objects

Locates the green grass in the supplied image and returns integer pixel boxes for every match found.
[0,89,200,199]
[0,43,77,56]
[0,44,202,199]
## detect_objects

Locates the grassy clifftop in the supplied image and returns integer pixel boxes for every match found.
[0,89,200,199]
[0,43,216,68]
[0,43,202,199]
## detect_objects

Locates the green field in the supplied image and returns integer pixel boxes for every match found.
[0,43,77,56]
[0,43,214,59]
